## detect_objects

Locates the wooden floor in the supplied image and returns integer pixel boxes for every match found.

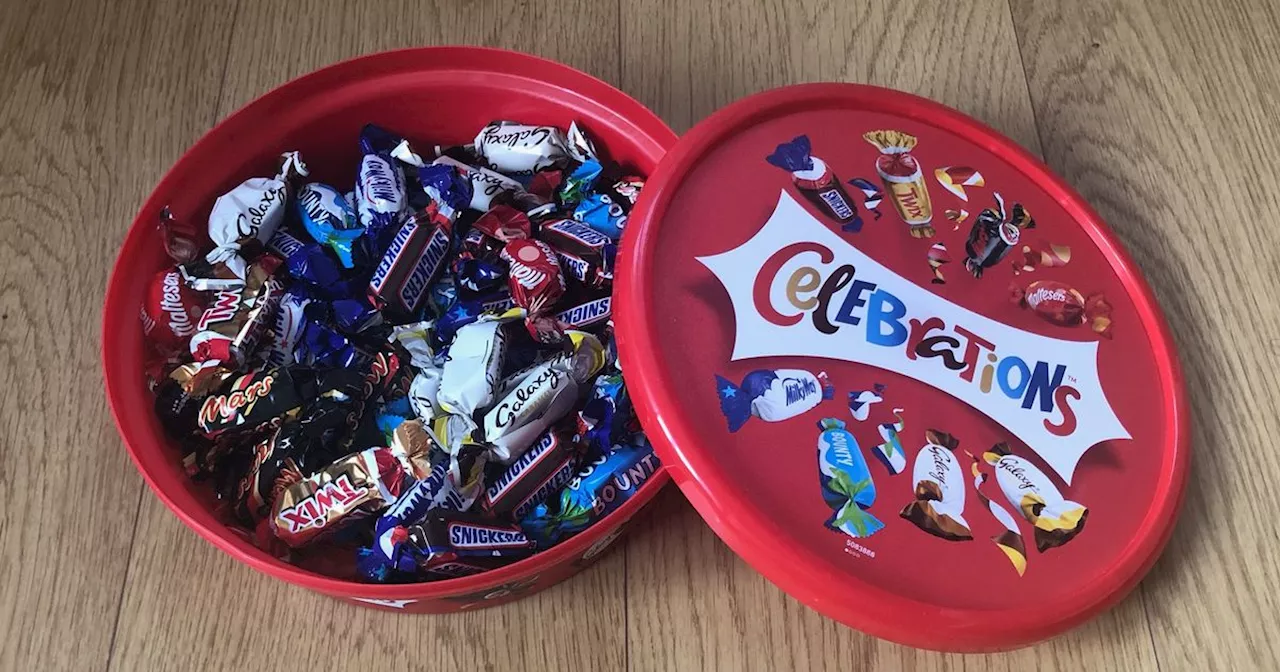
[2,0,1278,669]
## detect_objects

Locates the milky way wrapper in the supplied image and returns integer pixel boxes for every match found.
[816,418,884,538]
[983,443,1088,552]
[900,430,972,541]
[716,369,833,433]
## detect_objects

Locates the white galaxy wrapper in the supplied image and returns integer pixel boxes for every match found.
[900,430,972,541]
[205,151,307,281]
[983,444,1088,552]
[480,333,606,464]
[409,368,444,421]
[436,319,510,417]
[474,122,569,174]
[969,455,1029,576]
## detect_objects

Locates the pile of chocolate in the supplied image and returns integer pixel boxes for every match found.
[143,121,657,582]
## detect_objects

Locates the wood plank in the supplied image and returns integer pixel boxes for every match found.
[1010,1,1280,670]
[107,2,629,670]
[0,0,238,670]
[619,1,1159,669]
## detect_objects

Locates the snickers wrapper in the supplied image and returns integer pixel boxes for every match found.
[368,209,453,317]
[406,510,535,569]
[481,424,583,519]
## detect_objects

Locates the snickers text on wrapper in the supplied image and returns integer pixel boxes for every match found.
[697,192,1130,483]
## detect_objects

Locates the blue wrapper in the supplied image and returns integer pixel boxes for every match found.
[295,318,362,369]
[331,297,382,334]
[429,275,458,318]
[765,135,814,172]
[816,418,884,538]
[572,193,627,240]
[576,374,637,455]
[453,257,507,299]
[716,369,833,432]
[356,126,408,253]
[558,158,602,204]
[417,162,473,219]
[520,437,660,547]
[266,229,350,297]
[296,183,361,269]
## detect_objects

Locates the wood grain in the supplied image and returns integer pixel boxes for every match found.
[1,0,1278,669]
[0,0,237,670]
[1010,1,1280,669]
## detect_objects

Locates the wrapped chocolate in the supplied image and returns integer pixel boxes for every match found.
[715,369,833,433]
[263,290,309,368]
[521,437,659,547]
[539,219,613,285]
[472,204,532,243]
[478,332,606,463]
[501,238,567,340]
[266,229,351,297]
[558,159,602,205]
[189,255,283,368]
[269,435,432,548]
[481,424,583,519]
[436,318,512,417]
[575,373,637,455]
[1010,279,1113,338]
[969,453,1028,576]
[158,206,201,265]
[571,176,642,241]
[433,156,529,213]
[863,130,934,238]
[228,368,367,522]
[766,135,857,225]
[963,193,1035,278]
[847,177,883,221]
[203,152,307,281]
[554,292,612,330]
[982,443,1088,552]
[141,268,207,356]
[816,418,884,538]
[358,426,489,579]
[873,409,907,475]
[368,205,453,317]
[355,126,409,251]
[404,510,535,569]
[900,430,973,541]
[473,121,569,175]
[295,183,362,269]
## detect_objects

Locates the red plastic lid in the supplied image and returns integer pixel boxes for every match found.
[615,84,1189,651]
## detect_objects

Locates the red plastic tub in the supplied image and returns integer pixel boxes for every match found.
[102,47,676,612]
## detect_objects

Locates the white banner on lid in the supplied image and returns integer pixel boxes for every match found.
[696,191,1129,483]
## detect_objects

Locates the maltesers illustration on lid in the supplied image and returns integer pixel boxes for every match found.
[616,83,1187,651]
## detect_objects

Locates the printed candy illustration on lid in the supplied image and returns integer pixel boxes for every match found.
[618,83,1187,650]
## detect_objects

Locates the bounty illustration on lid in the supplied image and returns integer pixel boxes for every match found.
[619,84,1185,649]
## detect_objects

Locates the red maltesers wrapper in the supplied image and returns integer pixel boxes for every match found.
[158,206,202,265]
[473,204,533,243]
[141,268,207,355]
[501,238,567,338]
[863,130,934,238]
[1010,279,1113,338]
[934,166,984,201]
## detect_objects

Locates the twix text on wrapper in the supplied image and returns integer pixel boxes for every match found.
[864,130,934,238]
